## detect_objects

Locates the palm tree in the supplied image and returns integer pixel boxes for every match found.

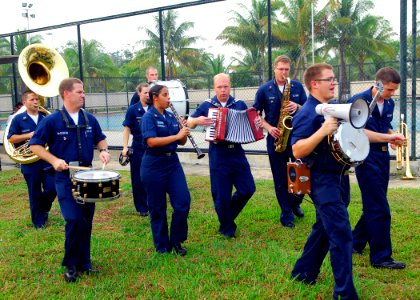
[347,16,396,81]
[319,0,375,102]
[63,39,120,92]
[217,0,280,84]
[141,10,201,79]
[271,0,330,79]
[203,53,231,76]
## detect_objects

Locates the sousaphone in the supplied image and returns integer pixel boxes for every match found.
[3,43,69,164]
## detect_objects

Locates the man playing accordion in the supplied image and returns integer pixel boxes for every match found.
[187,73,259,238]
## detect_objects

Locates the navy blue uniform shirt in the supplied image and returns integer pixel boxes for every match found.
[29,108,106,165]
[130,91,139,106]
[253,79,307,126]
[8,111,47,148]
[291,95,347,173]
[122,102,148,148]
[141,106,180,154]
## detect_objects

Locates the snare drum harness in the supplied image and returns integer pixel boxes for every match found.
[59,108,90,167]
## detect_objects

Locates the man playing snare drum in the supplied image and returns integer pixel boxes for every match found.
[30,78,111,283]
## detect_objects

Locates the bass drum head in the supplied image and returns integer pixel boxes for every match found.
[335,123,370,163]
[73,170,121,182]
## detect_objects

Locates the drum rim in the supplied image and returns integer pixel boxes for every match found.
[73,170,121,182]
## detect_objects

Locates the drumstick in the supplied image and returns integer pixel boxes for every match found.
[102,162,106,170]
[68,166,91,170]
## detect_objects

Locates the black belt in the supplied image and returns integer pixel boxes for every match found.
[211,142,237,149]
[370,144,388,152]
[146,151,176,157]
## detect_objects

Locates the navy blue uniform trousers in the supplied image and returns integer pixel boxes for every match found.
[21,162,56,227]
[209,143,255,237]
[141,153,190,252]
[292,171,358,300]
[56,172,95,270]
[353,150,392,264]
[130,144,148,214]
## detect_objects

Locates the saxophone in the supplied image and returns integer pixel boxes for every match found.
[274,77,293,153]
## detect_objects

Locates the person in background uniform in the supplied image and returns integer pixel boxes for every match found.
[130,66,159,106]
[141,84,191,256]
[122,83,150,217]
[290,63,359,300]
[7,91,56,228]
[187,73,257,238]
[349,67,406,269]
[7,101,23,124]
[253,55,307,228]
[30,78,111,283]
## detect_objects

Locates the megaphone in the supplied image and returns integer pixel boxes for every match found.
[315,98,369,129]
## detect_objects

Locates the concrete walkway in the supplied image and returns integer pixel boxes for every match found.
[1,150,418,188]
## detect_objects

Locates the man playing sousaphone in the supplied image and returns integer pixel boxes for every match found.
[30,78,111,282]
[7,90,56,229]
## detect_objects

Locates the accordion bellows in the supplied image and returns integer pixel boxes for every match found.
[205,107,264,144]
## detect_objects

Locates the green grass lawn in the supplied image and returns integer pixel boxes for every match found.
[0,169,418,299]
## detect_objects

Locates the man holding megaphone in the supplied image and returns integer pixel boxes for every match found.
[348,67,406,270]
[289,63,359,299]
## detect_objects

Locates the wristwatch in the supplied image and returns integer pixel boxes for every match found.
[99,148,109,153]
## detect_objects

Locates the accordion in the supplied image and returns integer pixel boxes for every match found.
[205,107,264,144]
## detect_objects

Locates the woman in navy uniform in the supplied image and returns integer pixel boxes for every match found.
[141,84,191,256]
[122,83,149,216]
[348,67,406,269]
[30,78,111,282]
[7,90,56,228]
[290,64,358,300]
[187,73,256,238]
[253,55,307,228]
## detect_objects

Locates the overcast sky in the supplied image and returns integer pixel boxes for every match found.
[0,0,415,58]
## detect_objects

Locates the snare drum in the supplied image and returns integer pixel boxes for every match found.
[329,122,370,167]
[72,170,122,203]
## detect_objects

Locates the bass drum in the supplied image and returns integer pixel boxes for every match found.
[72,170,122,203]
[329,122,370,167]
[152,80,189,117]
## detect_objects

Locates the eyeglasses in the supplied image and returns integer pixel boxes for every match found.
[275,67,290,72]
[315,77,339,84]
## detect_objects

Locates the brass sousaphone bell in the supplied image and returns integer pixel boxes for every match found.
[3,43,69,164]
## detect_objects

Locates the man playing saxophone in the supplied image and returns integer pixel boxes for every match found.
[7,90,56,229]
[253,55,307,228]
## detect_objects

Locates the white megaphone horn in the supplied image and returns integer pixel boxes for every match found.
[315,98,369,129]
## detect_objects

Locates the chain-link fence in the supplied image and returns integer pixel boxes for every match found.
[0,0,418,158]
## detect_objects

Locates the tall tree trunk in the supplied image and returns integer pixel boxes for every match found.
[339,45,350,103]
